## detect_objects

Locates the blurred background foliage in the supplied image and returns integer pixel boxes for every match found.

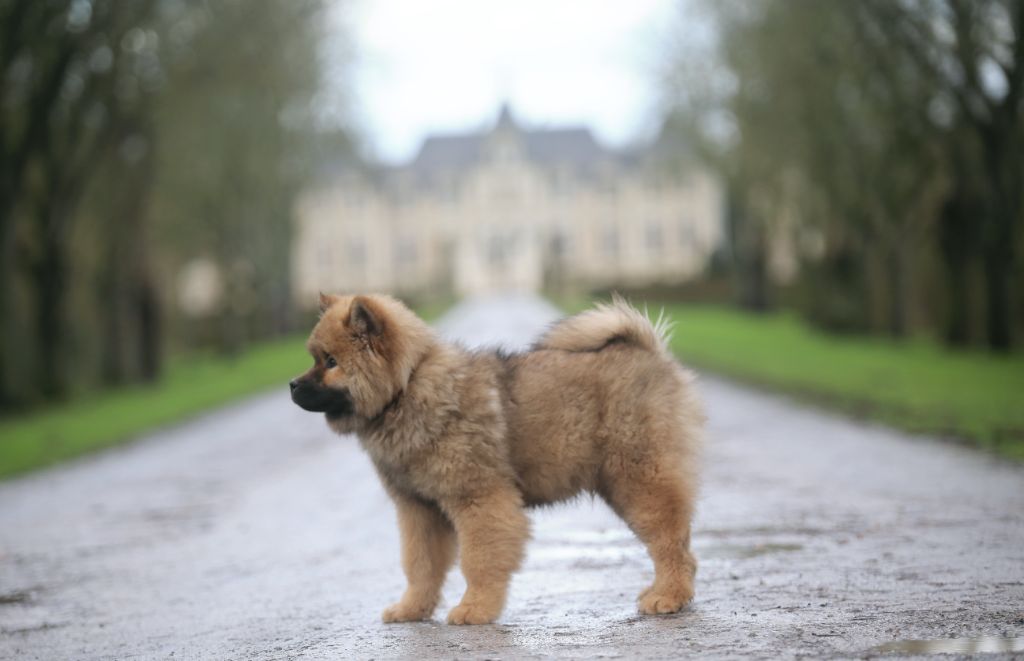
[661,0,1022,349]
[1,0,351,411]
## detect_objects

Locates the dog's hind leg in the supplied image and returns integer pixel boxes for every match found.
[382,492,456,623]
[445,487,531,625]
[601,460,697,615]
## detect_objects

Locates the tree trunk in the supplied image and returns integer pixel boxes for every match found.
[738,232,770,313]
[938,164,981,347]
[32,206,71,399]
[942,244,971,347]
[136,274,161,383]
[885,240,909,339]
[99,256,130,386]
[982,236,1013,351]
[31,150,93,398]
[0,211,18,409]
[981,139,1016,352]
[101,126,158,385]
[728,186,770,313]
[130,134,161,383]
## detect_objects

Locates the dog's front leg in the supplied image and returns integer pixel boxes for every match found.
[382,492,456,623]
[445,487,530,625]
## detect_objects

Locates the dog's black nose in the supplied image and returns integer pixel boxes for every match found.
[289,379,299,392]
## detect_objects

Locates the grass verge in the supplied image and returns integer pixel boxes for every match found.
[659,304,1024,461]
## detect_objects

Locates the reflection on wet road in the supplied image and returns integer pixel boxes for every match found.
[867,636,1024,655]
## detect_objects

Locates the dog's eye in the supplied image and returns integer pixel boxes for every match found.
[325,355,337,369]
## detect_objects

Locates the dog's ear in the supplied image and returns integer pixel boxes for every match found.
[349,296,382,336]
[318,292,338,315]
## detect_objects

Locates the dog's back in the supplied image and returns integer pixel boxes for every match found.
[495,298,703,507]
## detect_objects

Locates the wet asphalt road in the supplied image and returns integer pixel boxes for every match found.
[1,294,1023,660]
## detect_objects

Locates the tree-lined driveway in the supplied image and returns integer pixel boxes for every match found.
[2,295,1022,659]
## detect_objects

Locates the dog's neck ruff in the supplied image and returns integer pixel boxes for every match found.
[368,389,403,424]
[365,344,433,426]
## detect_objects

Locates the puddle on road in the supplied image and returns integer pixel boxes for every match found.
[0,589,34,605]
[866,636,1024,655]
[533,532,803,563]
[701,543,803,559]
[539,527,806,559]
[541,529,637,546]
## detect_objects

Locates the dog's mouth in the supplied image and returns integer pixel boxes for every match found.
[290,381,355,419]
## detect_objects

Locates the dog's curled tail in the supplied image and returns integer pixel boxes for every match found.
[536,295,674,356]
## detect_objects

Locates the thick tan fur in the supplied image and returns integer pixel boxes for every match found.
[295,293,704,624]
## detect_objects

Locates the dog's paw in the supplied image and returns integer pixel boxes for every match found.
[446,602,499,625]
[637,583,693,615]
[382,600,434,623]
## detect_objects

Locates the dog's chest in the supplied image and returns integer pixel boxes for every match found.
[361,429,439,501]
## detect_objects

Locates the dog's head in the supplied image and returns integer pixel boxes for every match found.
[290,293,432,432]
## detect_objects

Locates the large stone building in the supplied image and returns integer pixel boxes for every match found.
[292,106,723,303]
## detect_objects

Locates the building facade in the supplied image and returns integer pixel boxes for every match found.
[292,106,723,303]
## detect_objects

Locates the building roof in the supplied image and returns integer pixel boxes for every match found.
[414,134,484,173]
[317,105,700,194]
[405,105,617,184]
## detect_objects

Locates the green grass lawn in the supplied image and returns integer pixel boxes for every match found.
[660,304,1024,461]
[0,300,454,480]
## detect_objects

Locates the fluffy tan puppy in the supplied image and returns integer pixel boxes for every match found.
[290,293,703,625]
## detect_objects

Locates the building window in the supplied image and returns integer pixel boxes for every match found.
[602,225,619,258]
[395,236,418,268]
[552,171,574,198]
[486,230,519,267]
[317,244,333,272]
[680,219,695,247]
[646,222,663,255]
[552,228,571,259]
[348,239,366,267]
[441,179,457,203]
[496,141,515,163]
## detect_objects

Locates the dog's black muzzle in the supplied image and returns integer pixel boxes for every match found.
[289,379,355,419]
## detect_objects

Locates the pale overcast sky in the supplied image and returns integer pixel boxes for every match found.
[340,0,679,165]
